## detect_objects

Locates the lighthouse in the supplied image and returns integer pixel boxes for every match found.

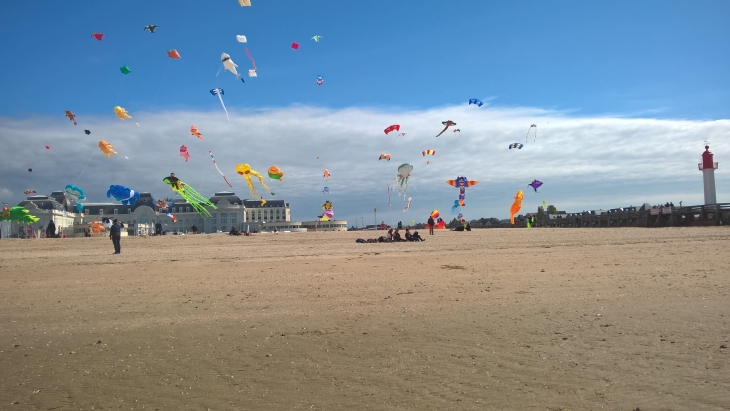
[698,144,718,205]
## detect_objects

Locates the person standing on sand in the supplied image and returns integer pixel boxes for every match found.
[46,220,56,238]
[427,215,435,235]
[110,219,122,254]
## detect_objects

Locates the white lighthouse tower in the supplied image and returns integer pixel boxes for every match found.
[698,144,718,205]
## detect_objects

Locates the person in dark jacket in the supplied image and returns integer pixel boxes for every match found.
[427,215,435,235]
[110,219,122,254]
[46,220,56,238]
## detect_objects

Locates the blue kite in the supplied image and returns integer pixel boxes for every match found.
[64,184,86,200]
[106,185,140,206]
[468,98,483,107]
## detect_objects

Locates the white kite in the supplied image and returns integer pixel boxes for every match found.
[236,35,247,43]
[221,53,239,77]
[238,0,251,6]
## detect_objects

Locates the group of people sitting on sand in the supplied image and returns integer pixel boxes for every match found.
[356,228,426,243]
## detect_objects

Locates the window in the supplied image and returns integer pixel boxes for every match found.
[220,213,227,224]
[186,207,191,213]
[212,226,217,232]
[128,208,131,214]
[114,209,118,214]
[231,213,237,225]
[99,209,103,215]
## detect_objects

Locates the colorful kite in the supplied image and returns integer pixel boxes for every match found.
[113,106,132,121]
[526,124,537,143]
[319,201,334,221]
[190,125,203,139]
[431,210,440,220]
[510,190,524,225]
[144,25,159,33]
[208,150,233,188]
[393,163,413,198]
[89,221,105,234]
[245,48,257,76]
[235,164,271,206]
[91,33,105,41]
[24,190,36,195]
[509,143,524,149]
[446,176,478,207]
[323,169,330,182]
[167,49,181,59]
[422,149,435,157]
[311,35,323,42]
[163,173,217,217]
[379,154,391,161]
[106,185,140,206]
[268,165,284,180]
[120,66,131,75]
[451,200,461,215]
[436,120,456,137]
[210,88,229,121]
[236,35,247,43]
[180,145,190,162]
[322,186,330,194]
[65,110,77,125]
[384,124,400,135]
[404,197,412,212]
[291,42,300,50]
[98,140,118,157]
[316,75,323,86]
[528,180,543,192]
[64,184,85,200]
[1,204,40,224]
[468,98,483,107]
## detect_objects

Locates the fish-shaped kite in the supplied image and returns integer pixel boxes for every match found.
[528,180,543,192]
[221,53,239,77]
[180,145,190,162]
[98,140,118,157]
[65,110,77,125]
[436,120,456,137]
[268,165,284,181]
[510,190,524,225]
[113,106,132,121]
[190,125,203,139]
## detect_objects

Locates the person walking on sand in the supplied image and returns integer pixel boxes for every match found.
[110,219,122,254]
[427,215,435,235]
[46,220,56,238]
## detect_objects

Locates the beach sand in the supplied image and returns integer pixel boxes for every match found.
[1,228,728,410]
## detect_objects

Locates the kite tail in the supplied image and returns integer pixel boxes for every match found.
[179,181,216,217]
[217,94,229,121]
[244,175,265,204]
[251,171,271,194]
[534,128,537,143]
[245,47,257,70]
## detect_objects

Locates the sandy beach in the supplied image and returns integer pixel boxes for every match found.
[0,228,728,410]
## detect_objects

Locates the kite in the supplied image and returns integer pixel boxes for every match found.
[453,129,460,133]
[210,88,229,121]
[65,110,77,125]
[90,33,105,41]
[526,124,537,143]
[436,120,456,137]
[323,169,330,182]
[393,163,413,198]
[397,133,406,137]
[27,168,32,172]
[98,140,118,157]
[245,48,257,76]
[267,165,284,181]
[322,186,330,194]
[316,75,323,86]
[451,200,461,215]
[113,106,132,121]
[384,124,400,135]
[446,176,478,207]
[163,173,217,217]
[180,145,190,162]
[156,199,168,210]
[89,221,105,234]
[45,145,50,150]
[221,53,240,77]
[238,0,251,6]
[422,149,435,156]
[379,154,391,161]
[542,200,547,209]
[120,66,131,75]
[248,70,257,77]
[431,210,440,220]
[510,190,524,225]
[24,190,36,195]
[236,35,247,43]
[84,129,91,135]
[291,42,300,50]
[208,150,233,188]
[1,205,40,224]
[468,98,483,107]
[311,35,323,42]
[319,201,334,221]
[167,49,181,59]
[144,25,159,33]
[509,143,524,149]
[528,180,543,192]
[106,185,140,206]
[235,164,271,205]
[156,200,176,222]
[76,204,84,212]
[64,184,85,200]
[190,125,203,139]
[404,197,412,212]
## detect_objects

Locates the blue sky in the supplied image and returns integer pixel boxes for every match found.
[1,1,729,224]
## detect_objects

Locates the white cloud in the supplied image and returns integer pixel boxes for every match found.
[1,104,728,224]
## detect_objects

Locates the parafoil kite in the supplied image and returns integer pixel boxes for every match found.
[1,205,40,224]
[236,35,247,43]
[210,88,229,121]
[510,190,524,225]
[267,165,284,180]
[98,140,118,157]
[114,106,132,121]
[403,197,412,212]
[221,53,239,77]
[509,143,524,149]
[190,125,203,139]
[65,110,77,125]
[162,173,217,217]
[436,120,456,137]
[446,176,478,207]
[180,145,190,162]
[316,75,323,86]
[84,129,91,135]
[526,124,537,143]
[91,33,105,41]
[207,151,232,188]
[245,48,257,76]
[393,163,413,198]
[422,149,435,157]
[120,66,132,75]
[27,168,32,172]
[384,124,400,135]
[167,49,181,59]
[24,190,36,195]
[64,184,85,200]
[45,145,50,150]
[235,164,271,206]
[322,186,330,194]
[144,25,159,33]
[468,98,483,107]
[238,0,251,6]
[323,169,330,182]
[106,185,140,206]
[528,180,543,192]
[379,154,391,161]
[291,42,300,50]
[319,201,334,221]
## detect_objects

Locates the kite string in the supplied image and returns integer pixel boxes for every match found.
[153,59,171,104]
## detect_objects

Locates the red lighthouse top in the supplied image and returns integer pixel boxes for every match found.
[699,145,718,170]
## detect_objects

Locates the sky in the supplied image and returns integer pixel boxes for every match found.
[0,1,728,225]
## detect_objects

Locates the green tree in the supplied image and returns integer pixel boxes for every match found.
[536,206,545,219]
[546,205,557,215]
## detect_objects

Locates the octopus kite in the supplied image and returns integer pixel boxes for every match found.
[436,120,456,137]
[1,204,40,224]
[528,180,543,192]
[65,110,77,125]
[114,106,132,121]
[267,165,284,181]
[64,184,85,200]
[323,169,330,182]
[510,190,524,225]
[98,140,118,157]
[446,176,478,207]
[180,145,190,162]
[190,125,203,139]
[163,173,217,217]
[235,164,271,206]
[451,200,461,216]
[404,197,412,212]
[393,163,413,198]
